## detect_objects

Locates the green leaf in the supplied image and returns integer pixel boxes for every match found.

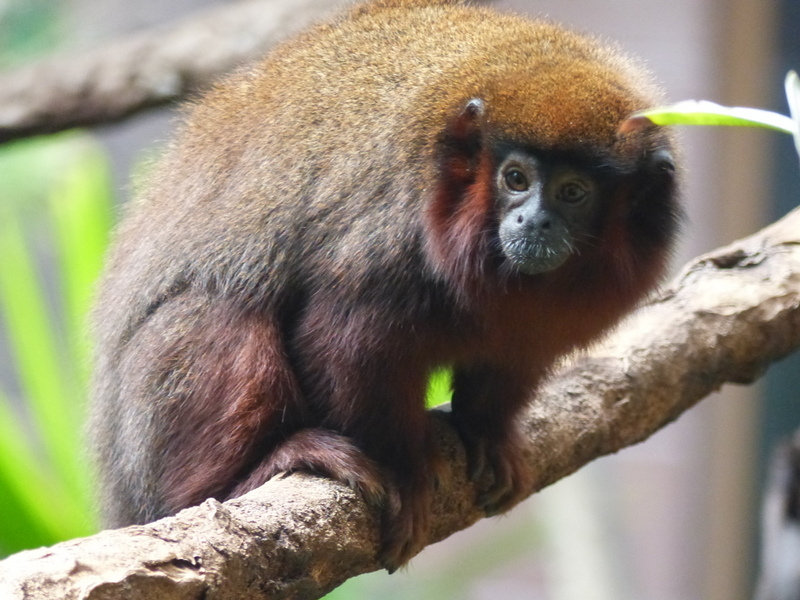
[0,133,103,555]
[633,100,795,134]
[0,391,90,551]
[50,141,113,380]
[0,211,82,493]
[425,367,453,408]
[785,71,800,158]
[0,393,58,552]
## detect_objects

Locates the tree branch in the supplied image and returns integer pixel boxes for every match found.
[0,0,343,143]
[1,204,799,598]
[0,0,792,597]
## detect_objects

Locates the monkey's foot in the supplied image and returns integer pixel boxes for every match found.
[459,428,533,516]
[230,427,435,573]
[228,428,386,506]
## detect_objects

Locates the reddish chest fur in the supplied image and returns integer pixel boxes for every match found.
[423,147,665,383]
[439,272,637,378]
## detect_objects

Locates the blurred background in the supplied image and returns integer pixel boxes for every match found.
[0,0,798,598]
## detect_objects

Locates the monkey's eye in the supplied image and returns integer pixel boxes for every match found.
[557,181,589,204]
[503,168,529,192]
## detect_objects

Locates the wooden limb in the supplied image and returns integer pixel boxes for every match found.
[0,0,343,143]
[2,207,800,598]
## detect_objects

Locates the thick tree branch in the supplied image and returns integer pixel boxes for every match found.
[0,0,343,143]
[1,205,799,598]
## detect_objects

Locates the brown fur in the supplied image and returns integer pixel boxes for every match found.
[91,0,680,570]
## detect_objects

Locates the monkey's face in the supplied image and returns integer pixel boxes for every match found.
[495,150,601,276]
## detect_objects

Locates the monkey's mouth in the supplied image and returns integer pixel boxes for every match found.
[501,235,573,275]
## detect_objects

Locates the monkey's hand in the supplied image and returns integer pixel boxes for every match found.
[379,472,434,572]
[457,422,533,516]
[451,368,534,515]
[379,427,449,572]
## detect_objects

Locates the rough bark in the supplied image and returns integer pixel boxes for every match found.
[1,204,799,599]
[1,0,799,596]
[0,0,343,143]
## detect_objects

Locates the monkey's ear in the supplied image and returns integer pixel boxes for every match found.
[428,98,493,295]
[451,98,485,140]
[445,98,485,151]
[617,114,652,136]
[437,98,487,184]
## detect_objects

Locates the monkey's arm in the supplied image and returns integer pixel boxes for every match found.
[287,298,448,569]
[94,292,306,524]
[12,205,800,600]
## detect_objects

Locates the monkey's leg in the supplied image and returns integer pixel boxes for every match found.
[99,293,308,523]
[232,363,438,571]
[451,366,534,516]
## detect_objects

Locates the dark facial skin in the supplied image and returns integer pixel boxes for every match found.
[496,151,601,275]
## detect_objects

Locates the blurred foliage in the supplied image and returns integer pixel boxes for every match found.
[0,132,112,556]
[0,0,62,68]
[425,366,452,408]
[0,0,106,558]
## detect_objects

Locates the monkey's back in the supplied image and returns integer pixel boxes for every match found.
[96,1,658,345]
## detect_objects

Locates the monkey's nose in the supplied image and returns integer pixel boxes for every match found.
[516,210,551,232]
[650,148,675,173]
